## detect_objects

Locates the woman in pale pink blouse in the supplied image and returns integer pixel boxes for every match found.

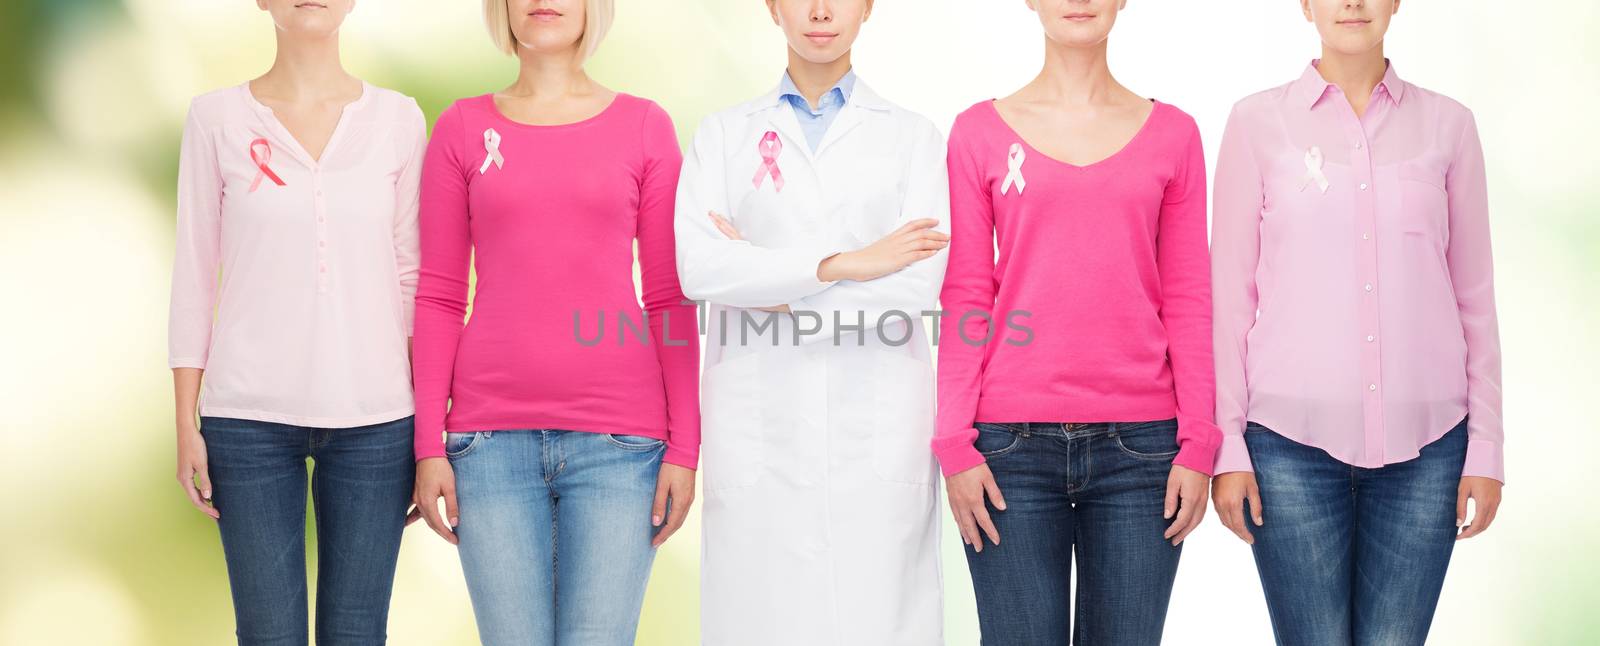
[168,1,423,643]
[1210,1,1505,644]
[408,2,699,644]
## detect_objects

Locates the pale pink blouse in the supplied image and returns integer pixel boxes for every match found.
[168,82,424,428]
[1212,61,1504,481]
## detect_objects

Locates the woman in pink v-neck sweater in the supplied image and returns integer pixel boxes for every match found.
[933,98,1220,477]
[411,93,700,466]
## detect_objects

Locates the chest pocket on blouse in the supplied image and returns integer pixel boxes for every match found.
[1396,160,1448,235]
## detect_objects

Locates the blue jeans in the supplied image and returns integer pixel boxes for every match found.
[963,419,1184,646]
[200,415,415,646]
[446,429,665,646]
[1245,419,1467,646]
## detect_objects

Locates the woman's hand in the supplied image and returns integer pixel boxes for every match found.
[1211,471,1263,544]
[650,463,697,548]
[706,211,795,313]
[1164,464,1210,546]
[413,457,459,545]
[1456,476,1502,540]
[946,463,1006,552]
[176,423,219,520]
[818,218,949,283]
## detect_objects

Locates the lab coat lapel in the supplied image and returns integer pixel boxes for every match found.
[814,78,891,158]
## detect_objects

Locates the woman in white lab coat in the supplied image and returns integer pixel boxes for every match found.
[674,2,949,644]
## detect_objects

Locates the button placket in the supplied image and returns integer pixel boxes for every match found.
[1349,112,1385,463]
[314,171,329,293]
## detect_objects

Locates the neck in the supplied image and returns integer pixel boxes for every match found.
[258,29,354,99]
[1316,45,1388,100]
[785,50,852,108]
[507,47,594,99]
[1031,37,1118,105]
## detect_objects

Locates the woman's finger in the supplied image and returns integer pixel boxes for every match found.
[1247,481,1265,526]
[179,466,218,519]
[982,477,1007,512]
[654,484,693,548]
[973,505,1001,548]
[651,478,671,528]
[1163,477,1180,520]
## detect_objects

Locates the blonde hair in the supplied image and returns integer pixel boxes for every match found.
[482,0,614,60]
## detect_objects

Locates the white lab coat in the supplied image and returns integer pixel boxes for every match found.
[675,79,949,646]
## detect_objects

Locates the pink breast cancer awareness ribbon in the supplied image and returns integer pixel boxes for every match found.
[248,138,286,192]
[480,128,505,174]
[752,131,785,192]
[1301,145,1330,193]
[1001,143,1027,195]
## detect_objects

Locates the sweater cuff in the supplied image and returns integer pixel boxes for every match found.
[1173,439,1219,477]
[1212,434,1255,475]
[663,446,699,471]
[414,429,445,462]
[1462,438,1504,484]
[935,442,986,478]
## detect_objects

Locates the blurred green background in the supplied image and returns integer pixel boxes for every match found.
[0,1,1595,644]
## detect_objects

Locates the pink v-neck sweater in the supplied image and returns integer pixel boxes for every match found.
[934,100,1221,477]
[412,93,701,468]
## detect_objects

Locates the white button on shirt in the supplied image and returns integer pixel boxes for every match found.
[168,82,425,428]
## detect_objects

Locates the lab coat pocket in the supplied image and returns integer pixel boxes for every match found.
[872,351,937,485]
[701,352,765,492]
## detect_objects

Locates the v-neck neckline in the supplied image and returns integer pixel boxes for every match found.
[242,80,371,168]
[986,98,1163,171]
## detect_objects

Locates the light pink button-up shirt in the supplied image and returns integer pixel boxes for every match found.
[1212,61,1504,482]
[168,82,424,428]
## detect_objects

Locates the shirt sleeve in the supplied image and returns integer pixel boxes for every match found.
[412,104,472,461]
[674,116,841,309]
[1210,104,1265,475]
[1446,110,1505,483]
[931,119,994,477]
[168,101,223,370]
[786,118,950,346]
[393,99,426,337]
[1158,117,1221,476]
[638,103,703,469]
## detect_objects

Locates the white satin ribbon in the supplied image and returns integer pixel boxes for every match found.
[479,128,505,174]
[1002,143,1027,196]
[1301,145,1330,193]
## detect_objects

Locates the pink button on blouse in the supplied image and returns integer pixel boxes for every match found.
[168,82,425,428]
[1212,61,1504,481]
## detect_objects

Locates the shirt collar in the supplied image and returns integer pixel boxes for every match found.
[778,69,857,113]
[1295,58,1407,109]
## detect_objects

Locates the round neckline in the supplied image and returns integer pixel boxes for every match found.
[985,98,1164,170]
[241,78,372,116]
[482,92,627,130]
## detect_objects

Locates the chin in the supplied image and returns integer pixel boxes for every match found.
[793,46,847,66]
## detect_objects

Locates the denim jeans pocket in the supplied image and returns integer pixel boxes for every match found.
[1112,419,1180,460]
[973,423,1023,458]
[606,433,666,451]
[445,431,488,459]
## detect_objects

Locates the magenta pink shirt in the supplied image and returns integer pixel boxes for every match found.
[934,100,1221,477]
[1212,61,1504,482]
[412,93,701,468]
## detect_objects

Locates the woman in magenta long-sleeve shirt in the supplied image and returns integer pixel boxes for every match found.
[409,2,699,644]
[934,1,1219,642]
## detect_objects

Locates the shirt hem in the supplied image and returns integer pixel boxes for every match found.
[199,405,415,429]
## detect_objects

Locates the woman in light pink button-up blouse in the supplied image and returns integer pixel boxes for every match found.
[1209,2,1505,644]
[167,2,423,642]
